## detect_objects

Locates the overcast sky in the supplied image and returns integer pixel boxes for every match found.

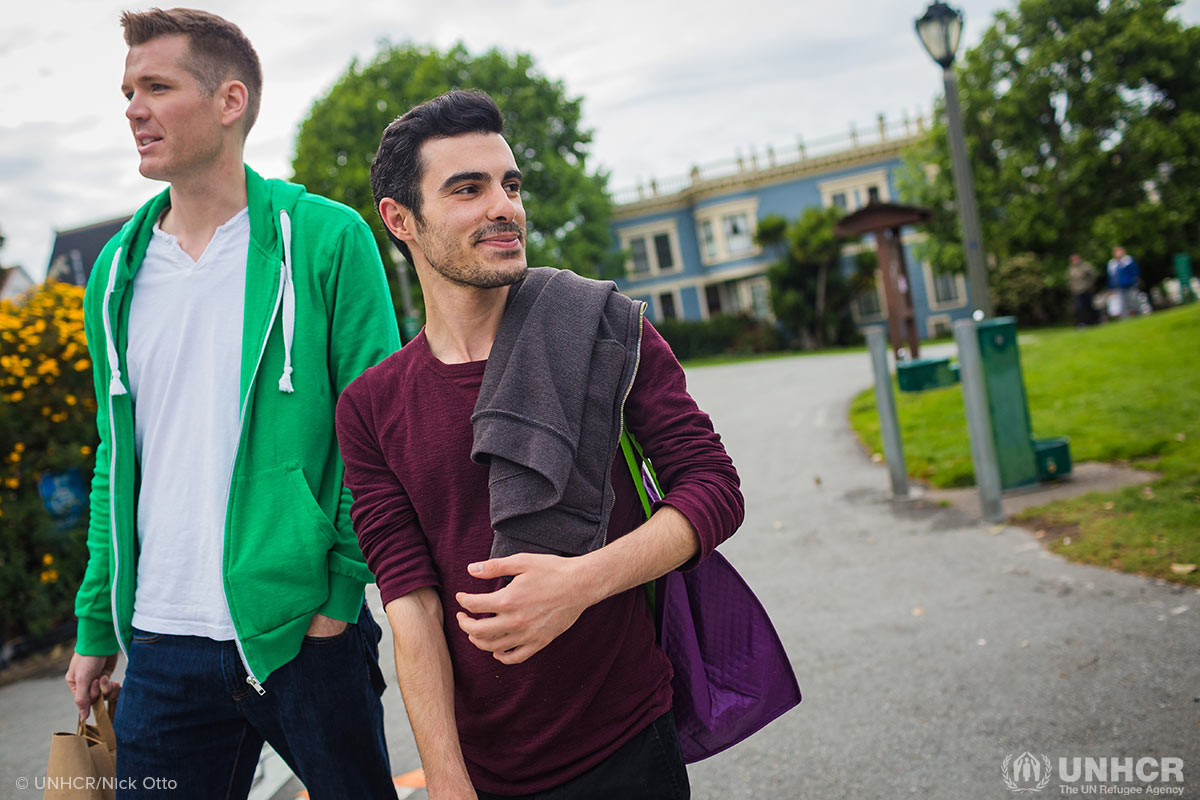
[3,0,1198,279]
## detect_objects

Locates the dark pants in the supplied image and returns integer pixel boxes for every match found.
[1074,292,1095,326]
[477,710,690,800]
[113,604,396,799]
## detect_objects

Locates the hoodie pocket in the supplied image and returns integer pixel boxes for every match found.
[225,460,336,634]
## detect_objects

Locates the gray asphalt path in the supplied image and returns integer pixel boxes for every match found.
[3,348,1197,799]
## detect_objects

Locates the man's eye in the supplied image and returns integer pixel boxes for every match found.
[505,183,522,194]
[454,185,478,195]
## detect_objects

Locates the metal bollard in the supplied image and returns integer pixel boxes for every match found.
[953,319,1004,522]
[866,328,909,498]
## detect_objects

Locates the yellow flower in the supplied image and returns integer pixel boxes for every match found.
[7,390,24,403]
[51,412,67,423]
[65,394,77,406]
[13,443,24,452]
[41,406,52,417]
[80,445,92,457]
[42,553,54,566]
[75,358,91,371]
[7,452,18,463]
[4,477,17,489]
[40,569,59,584]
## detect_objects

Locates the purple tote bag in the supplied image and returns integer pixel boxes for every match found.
[622,431,802,763]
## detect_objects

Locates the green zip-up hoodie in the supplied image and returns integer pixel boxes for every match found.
[74,166,401,688]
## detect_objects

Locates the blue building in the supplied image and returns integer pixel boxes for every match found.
[609,117,975,340]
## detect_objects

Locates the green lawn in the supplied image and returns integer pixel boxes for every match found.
[848,305,1200,587]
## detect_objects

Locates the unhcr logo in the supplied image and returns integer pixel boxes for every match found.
[1001,753,1187,795]
[1003,752,1053,793]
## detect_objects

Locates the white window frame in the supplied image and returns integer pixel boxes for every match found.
[926,313,953,339]
[694,198,761,266]
[617,220,683,281]
[654,289,682,322]
[922,260,967,311]
[818,168,891,213]
[744,275,772,321]
[851,277,886,323]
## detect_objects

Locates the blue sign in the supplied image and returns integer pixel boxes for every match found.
[38,469,89,529]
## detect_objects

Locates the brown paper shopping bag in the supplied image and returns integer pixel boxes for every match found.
[44,695,117,800]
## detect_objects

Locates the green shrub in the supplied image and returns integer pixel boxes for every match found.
[655,315,781,360]
[0,281,97,643]
[992,252,1071,326]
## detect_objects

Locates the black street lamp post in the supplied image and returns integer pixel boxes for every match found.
[915,1,994,318]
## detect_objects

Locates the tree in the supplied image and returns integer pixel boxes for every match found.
[899,0,1200,319]
[755,208,871,350]
[292,43,619,322]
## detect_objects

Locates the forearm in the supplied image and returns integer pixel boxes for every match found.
[577,505,698,606]
[385,588,475,799]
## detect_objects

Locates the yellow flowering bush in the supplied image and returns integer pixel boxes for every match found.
[1,281,97,643]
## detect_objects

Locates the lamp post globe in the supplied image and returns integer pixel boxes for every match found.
[915,1,964,68]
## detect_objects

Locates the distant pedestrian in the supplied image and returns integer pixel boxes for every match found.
[1106,246,1141,319]
[1068,253,1097,327]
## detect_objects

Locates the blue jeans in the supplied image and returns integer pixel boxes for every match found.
[113,604,396,799]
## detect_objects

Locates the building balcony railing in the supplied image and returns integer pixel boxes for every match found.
[612,112,929,207]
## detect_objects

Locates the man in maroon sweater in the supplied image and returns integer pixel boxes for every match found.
[336,90,744,799]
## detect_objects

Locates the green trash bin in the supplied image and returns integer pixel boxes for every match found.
[1174,253,1196,303]
[897,357,960,393]
[1034,437,1072,481]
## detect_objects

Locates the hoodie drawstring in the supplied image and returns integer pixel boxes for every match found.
[277,209,296,394]
[103,247,128,397]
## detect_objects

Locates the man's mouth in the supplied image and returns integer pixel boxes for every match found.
[472,224,525,248]
[136,134,162,153]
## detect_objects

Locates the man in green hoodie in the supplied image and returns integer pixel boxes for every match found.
[63,9,400,798]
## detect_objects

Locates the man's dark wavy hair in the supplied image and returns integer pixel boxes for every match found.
[370,90,505,264]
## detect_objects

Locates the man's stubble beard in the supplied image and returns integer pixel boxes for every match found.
[421,222,528,290]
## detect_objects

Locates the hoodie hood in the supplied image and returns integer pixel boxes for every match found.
[101,166,308,399]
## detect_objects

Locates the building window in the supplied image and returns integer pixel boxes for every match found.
[618,222,681,279]
[749,279,771,320]
[855,287,882,318]
[659,292,677,320]
[629,237,650,275]
[932,272,961,305]
[818,169,891,212]
[927,314,953,338]
[694,198,760,265]
[653,233,674,270]
[723,213,753,255]
[705,285,722,315]
[704,281,743,317]
[700,220,717,260]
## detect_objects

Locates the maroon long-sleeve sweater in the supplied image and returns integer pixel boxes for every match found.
[335,320,743,795]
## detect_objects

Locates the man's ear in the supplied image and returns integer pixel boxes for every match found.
[379,197,418,243]
[218,79,249,130]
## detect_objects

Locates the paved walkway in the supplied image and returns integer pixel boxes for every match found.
[3,349,1197,798]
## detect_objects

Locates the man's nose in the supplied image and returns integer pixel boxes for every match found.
[486,185,518,221]
[125,93,148,123]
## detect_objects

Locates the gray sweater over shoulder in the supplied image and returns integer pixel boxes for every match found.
[471,267,645,558]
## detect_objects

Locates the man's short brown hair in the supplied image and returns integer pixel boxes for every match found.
[121,8,263,136]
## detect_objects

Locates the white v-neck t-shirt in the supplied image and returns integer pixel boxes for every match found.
[126,207,249,640]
